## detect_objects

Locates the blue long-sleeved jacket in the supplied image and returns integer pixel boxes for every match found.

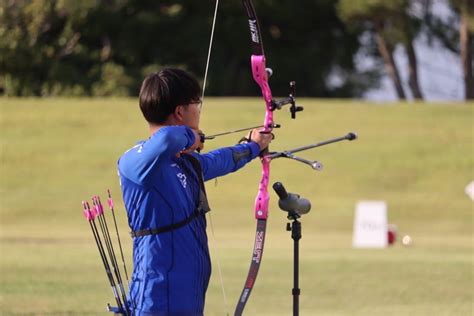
[118,126,260,315]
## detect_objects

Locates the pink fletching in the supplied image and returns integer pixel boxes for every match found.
[85,209,93,221]
[86,201,96,219]
[82,201,93,221]
[97,196,105,214]
[108,198,114,209]
[107,190,114,209]
[82,201,92,221]
[92,196,103,216]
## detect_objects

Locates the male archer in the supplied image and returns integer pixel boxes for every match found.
[118,68,272,315]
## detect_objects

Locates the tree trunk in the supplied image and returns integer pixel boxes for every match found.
[374,20,406,100]
[406,40,424,100]
[460,13,473,100]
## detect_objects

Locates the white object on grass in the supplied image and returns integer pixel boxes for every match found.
[465,181,474,201]
[402,235,412,246]
[352,200,388,248]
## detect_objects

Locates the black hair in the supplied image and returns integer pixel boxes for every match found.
[139,68,201,124]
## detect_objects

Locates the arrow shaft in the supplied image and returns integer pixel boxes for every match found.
[205,125,264,139]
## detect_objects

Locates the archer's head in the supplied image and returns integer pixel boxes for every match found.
[139,68,202,131]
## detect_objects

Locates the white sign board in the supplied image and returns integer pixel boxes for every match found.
[465,181,474,201]
[352,200,388,248]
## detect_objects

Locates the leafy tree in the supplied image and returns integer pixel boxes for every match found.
[0,0,375,97]
[339,0,425,100]
[0,0,156,96]
[453,0,473,99]
[0,0,97,95]
[414,0,472,100]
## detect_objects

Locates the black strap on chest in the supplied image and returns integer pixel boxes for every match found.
[130,208,203,237]
[130,154,210,238]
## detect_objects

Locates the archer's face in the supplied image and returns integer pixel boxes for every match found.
[179,99,201,130]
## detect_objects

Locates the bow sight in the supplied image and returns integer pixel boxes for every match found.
[202,79,301,141]
[270,80,303,119]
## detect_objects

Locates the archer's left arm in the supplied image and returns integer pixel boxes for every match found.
[194,142,261,181]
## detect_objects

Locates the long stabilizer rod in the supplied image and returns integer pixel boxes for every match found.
[268,132,357,170]
[269,132,357,159]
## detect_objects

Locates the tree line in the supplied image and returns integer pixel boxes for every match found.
[0,0,472,99]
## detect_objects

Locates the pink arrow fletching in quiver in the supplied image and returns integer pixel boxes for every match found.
[82,201,94,221]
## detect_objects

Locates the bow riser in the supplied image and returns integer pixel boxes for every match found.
[254,161,270,219]
[251,56,273,109]
[251,55,273,221]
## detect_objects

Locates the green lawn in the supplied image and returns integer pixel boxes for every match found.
[1,98,472,315]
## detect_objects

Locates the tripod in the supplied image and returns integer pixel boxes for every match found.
[287,211,302,316]
[273,182,311,316]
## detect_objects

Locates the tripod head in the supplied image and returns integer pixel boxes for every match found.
[272,182,311,219]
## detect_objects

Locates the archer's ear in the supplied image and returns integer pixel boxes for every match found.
[174,105,185,122]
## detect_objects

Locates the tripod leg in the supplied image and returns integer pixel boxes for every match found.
[292,220,301,316]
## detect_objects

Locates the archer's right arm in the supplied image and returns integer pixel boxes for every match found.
[118,126,196,184]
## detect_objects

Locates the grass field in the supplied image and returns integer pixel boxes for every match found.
[0,98,472,315]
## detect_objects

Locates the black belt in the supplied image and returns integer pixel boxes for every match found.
[130,208,203,238]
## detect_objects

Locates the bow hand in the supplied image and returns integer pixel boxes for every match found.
[246,128,273,155]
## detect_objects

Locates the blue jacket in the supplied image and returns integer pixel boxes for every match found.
[118,126,260,315]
